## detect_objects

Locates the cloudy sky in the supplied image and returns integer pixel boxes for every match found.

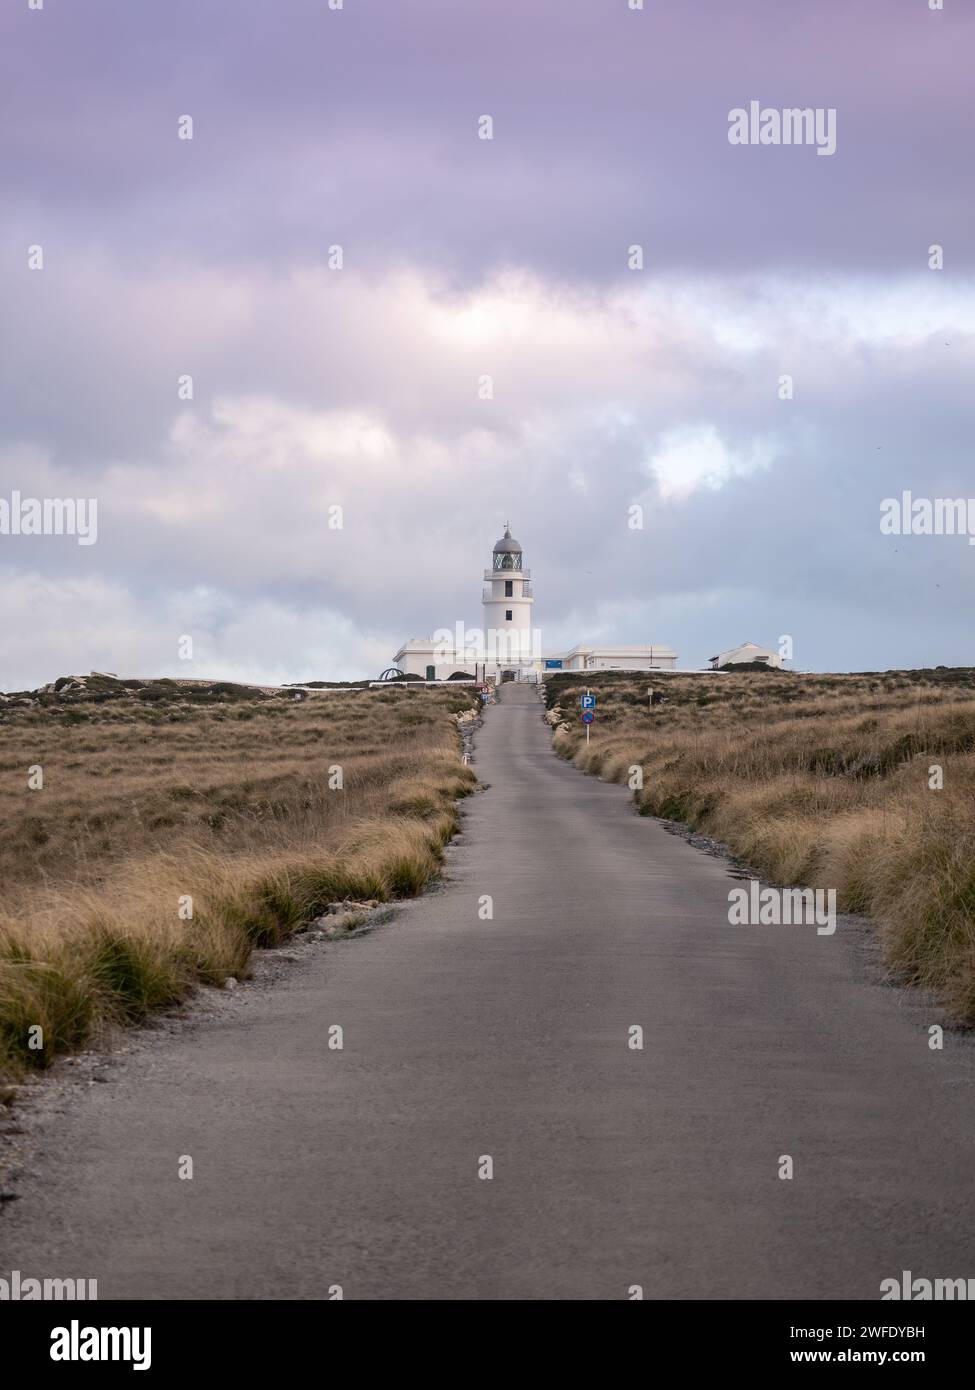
[1,0,972,687]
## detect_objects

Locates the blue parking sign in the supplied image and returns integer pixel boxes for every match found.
[581,694,596,711]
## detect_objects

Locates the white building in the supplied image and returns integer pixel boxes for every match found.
[708,640,782,670]
[392,525,677,681]
[552,644,677,673]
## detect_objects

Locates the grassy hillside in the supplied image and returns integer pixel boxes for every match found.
[546,668,975,1023]
[0,680,477,1076]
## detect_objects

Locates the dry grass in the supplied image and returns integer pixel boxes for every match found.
[0,684,477,1076]
[547,667,975,1022]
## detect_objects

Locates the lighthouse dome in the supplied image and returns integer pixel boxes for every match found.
[493,525,522,554]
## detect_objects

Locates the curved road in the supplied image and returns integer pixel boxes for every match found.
[4,683,975,1299]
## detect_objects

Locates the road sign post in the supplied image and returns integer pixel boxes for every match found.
[581,689,596,743]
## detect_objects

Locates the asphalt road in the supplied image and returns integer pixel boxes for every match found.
[4,682,975,1299]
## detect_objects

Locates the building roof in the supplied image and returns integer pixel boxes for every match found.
[708,640,775,661]
[492,523,522,554]
[561,643,678,657]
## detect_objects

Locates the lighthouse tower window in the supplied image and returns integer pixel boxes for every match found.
[505,610,513,621]
[504,580,513,597]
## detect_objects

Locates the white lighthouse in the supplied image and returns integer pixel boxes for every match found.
[481,522,536,677]
[391,521,678,682]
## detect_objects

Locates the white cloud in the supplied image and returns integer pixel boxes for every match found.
[646,425,775,501]
[1,264,974,685]
[0,570,387,689]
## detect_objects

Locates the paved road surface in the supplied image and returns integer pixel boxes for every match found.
[4,683,974,1299]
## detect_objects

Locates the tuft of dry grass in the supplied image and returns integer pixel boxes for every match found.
[0,685,477,1076]
[547,667,975,1022]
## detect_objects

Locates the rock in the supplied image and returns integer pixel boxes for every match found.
[322,912,360,933]
[223,977,239,991]
[313,907,371,935]
[323,899,375,916]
